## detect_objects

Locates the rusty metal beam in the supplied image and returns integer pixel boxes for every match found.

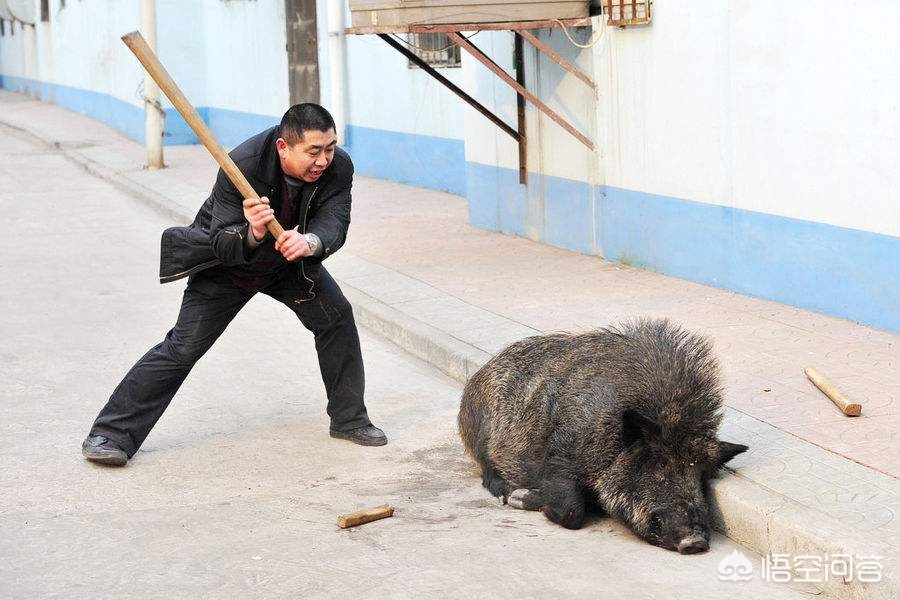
[514,33,527,184]
[447,31,594,151]
[377,34,520,143]
[517,29,596,92]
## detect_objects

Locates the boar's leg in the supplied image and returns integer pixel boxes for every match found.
[507,482,587,530]
[480,461,513,500]
[539,476,587,529]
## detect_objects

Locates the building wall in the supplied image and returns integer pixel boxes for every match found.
[1,1,897,331]
[464,25,598,251]
[198,0,289,146]
[341,26,467,194]
[462,4,900,332]
[0,0,288,146]
[589,2,900,331]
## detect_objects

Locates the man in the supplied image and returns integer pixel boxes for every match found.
[82,103,386,466]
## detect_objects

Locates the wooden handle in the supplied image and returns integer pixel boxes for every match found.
[121,30,285,239]
[804,367,861,416]
[337,504,394,529]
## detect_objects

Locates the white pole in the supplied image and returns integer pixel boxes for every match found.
[326,0,345,143]
[142,0,164,169]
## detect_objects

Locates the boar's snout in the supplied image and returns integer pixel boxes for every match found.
[677,534,709,555]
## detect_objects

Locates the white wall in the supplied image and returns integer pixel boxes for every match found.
[4,0,897,238]
[201,0,288,117]
[593,1,900,238]
[343,27,466,139]
[48,1,142,103]
[460,30,519,171]
[460,24,598,180]
[0,0,290,119]
[526,24,598,182]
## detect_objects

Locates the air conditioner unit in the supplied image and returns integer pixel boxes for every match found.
[349,0,589,29]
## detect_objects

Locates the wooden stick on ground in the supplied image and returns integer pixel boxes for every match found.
[804,367,862,417]
[337,504,394,529]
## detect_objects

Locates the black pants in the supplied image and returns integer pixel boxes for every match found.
[89,265,370,457]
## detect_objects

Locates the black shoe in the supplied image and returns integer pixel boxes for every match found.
[82,435,128,466]
[329,425,388,447]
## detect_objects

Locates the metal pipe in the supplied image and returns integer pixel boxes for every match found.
[142,0,164,169]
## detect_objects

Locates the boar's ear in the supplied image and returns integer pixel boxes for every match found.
[717,441,748,466]
[622,410,661,447]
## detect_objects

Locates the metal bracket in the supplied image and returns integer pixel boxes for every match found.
[356,18,597,185]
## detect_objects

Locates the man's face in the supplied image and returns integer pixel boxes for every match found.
[276,128,337,182]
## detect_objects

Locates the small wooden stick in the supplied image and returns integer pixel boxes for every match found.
[337,504,394,529]
[804,367,861,416]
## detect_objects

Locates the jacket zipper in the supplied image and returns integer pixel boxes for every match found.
[297,185,319,302]
[159,258,222,283]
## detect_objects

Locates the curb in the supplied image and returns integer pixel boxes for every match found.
[349,296,895,600]
[7,116,894,600]
[342,285,491,384]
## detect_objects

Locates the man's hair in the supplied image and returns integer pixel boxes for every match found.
[279,103,336,145]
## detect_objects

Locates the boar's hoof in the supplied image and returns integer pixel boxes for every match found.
[677,535,709,555]
[506,488,544,511]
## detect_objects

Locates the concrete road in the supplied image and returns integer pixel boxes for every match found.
[0,126,812,599]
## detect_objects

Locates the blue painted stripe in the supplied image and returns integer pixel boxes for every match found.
[0,76,200,144]
[1,74,38,97]
[344,125,465,196]
[539,174,594,254]
[53,82,154,142]
[206,107,279,148]
[467,165,596,252]
[597,185,900,332]
[0,76,282,147]
[468,162,899,332]
[466,161,525,234]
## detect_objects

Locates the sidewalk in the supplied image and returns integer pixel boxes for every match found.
[2,89,896,599]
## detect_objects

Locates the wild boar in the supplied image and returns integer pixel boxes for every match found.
[458,318,747,554]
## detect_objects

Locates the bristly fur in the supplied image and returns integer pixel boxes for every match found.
[458,317,747,551]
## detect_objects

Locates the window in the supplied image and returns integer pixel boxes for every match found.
[405,32,460,69]
[602,0,651,26]
[41,0,50,22]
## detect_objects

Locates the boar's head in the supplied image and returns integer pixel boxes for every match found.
[598,409,748,554]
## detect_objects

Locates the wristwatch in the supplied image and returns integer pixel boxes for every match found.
[304,233,320,256]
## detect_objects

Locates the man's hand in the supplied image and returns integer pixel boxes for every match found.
[242,196,274,241]
[275,229,312,262]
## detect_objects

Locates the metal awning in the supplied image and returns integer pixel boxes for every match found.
[346,18,596,184]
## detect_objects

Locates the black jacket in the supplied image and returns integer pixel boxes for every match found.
[158,127,353,287]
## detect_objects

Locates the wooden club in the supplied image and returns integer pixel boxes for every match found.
[121,30,285,239]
